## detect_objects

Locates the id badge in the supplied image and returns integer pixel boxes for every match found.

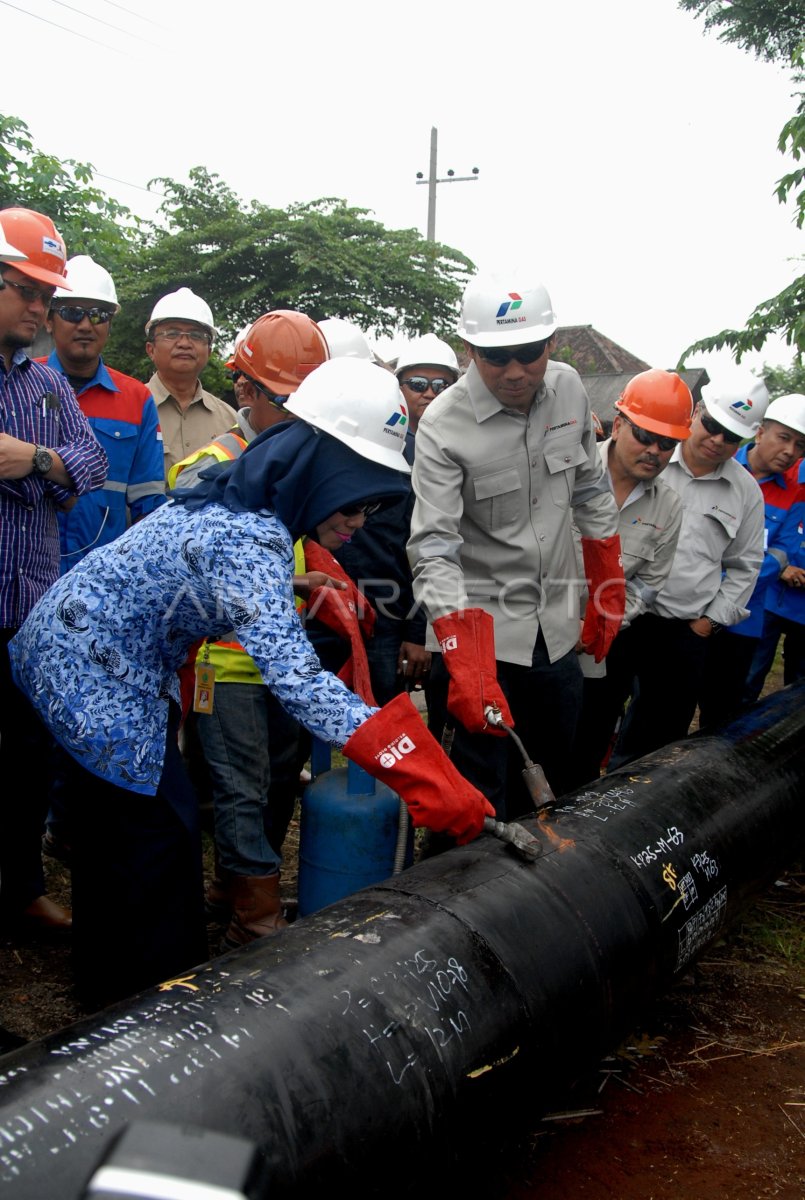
[193,663,216,714]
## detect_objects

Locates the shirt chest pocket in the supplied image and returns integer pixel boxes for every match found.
[472,467,522,531]
[620,525,657,573]
[685,506,738,555]
[92,418,138,468]
[544,441,589,508]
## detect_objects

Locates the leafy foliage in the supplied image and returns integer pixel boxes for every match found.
[677,1,805,64]
[1,118,474,385]
[761,357,805,396]
[677,4,804,365]
[108,167,473,378]
[0,113,138,269]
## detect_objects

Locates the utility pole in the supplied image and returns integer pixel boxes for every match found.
[416,126,479,243]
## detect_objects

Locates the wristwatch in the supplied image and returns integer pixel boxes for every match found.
[31,445,53,476]
[703,616,722,634]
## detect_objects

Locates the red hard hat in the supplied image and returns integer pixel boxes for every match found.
[615,369,693,440]
[0,208,70,289]
[234,311,329,394]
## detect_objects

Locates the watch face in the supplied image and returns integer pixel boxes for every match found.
[33,447,53,475]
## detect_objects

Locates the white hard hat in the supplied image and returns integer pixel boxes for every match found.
[53,255,119,312]
[284,357,411,473]
[763,393,805,437]
[700,374,770,438]
[146,287,216,337]
[395,333,459,377]
[0,228,29,266]
[458,273,558,348]
[318,317,373,361]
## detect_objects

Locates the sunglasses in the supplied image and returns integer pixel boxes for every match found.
[340,501,382,518]
[400,375,452,395]
[53,304,114,326]
[2,277,56,305]
[476,339,549,367]
[622,415,679,453]
[153,327,211,344]
[700,410,743,445]
[253,381,289,409]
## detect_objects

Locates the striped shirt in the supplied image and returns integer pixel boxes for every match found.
[0,350,108,627]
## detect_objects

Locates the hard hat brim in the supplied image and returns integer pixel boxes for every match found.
[15,261,71,290]
[459,320,558,348]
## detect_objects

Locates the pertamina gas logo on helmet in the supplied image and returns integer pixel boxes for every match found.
[378,732,417,769]
[495,292,528,326]
[384,399,409,439]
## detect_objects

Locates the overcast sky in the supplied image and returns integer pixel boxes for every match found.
[2,0,801,381]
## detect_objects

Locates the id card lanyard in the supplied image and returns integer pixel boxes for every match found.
[193,639,216,715]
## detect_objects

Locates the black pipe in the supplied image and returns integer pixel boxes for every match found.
[1,684,803,1198]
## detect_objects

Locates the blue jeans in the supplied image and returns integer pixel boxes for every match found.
[194,683,301,875]
[366,616,406,706]
[744,611,805,703]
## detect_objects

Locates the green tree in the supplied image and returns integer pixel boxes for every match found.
[0,114,138,269]
[677,3,805,364]
[761,358,805,396]
[1,117,475,386]
[109,167,474,378]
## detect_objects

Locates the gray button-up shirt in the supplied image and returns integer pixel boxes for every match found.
[408,360,619,666]
[650,447,765,625]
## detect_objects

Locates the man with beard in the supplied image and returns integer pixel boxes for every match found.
[44,255,165,570]
[0,208,107,932]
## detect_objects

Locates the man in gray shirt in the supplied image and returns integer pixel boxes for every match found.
[408,273,624,816]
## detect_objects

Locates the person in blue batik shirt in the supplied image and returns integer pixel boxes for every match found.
[10,358,493,1006]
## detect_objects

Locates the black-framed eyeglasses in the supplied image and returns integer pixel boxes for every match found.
[1,276,56,306]
[153,327,211,345]
[400,375,452,395]
[621,415,679,453]
[340,500,382,518]
[53,304,114,326]
[700,410,743,445]
[476,338,549,367]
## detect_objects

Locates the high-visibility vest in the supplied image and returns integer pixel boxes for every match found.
[172,432,305,686]
[167,428,248,490]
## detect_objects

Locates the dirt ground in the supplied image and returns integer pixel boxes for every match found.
[2,680,804,1196]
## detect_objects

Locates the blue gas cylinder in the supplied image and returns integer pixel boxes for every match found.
[298,742,413,917]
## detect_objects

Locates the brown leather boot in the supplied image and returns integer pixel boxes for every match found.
[224,873,287,947]
[204,850,232,922]
[22,895,72,931]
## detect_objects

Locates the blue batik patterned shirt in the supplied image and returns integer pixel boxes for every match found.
[9,502,374,794]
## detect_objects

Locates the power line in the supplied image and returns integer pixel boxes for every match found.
[49,0,161,47]
[0,0,124,54]
[94,171,168,200]
[100,0,168,28]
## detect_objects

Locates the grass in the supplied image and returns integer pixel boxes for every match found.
[735,870,805,968]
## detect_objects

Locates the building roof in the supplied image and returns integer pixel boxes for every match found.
[551,325,651,375]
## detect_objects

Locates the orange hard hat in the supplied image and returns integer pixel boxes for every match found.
[615,369,693,440]
[0,208,69,289]
[234,310,329,394]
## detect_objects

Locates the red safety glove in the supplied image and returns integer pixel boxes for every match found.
[580,534,626,663]
[344,694,495,844]
[431,608,513,735]
[304,540,377,706]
